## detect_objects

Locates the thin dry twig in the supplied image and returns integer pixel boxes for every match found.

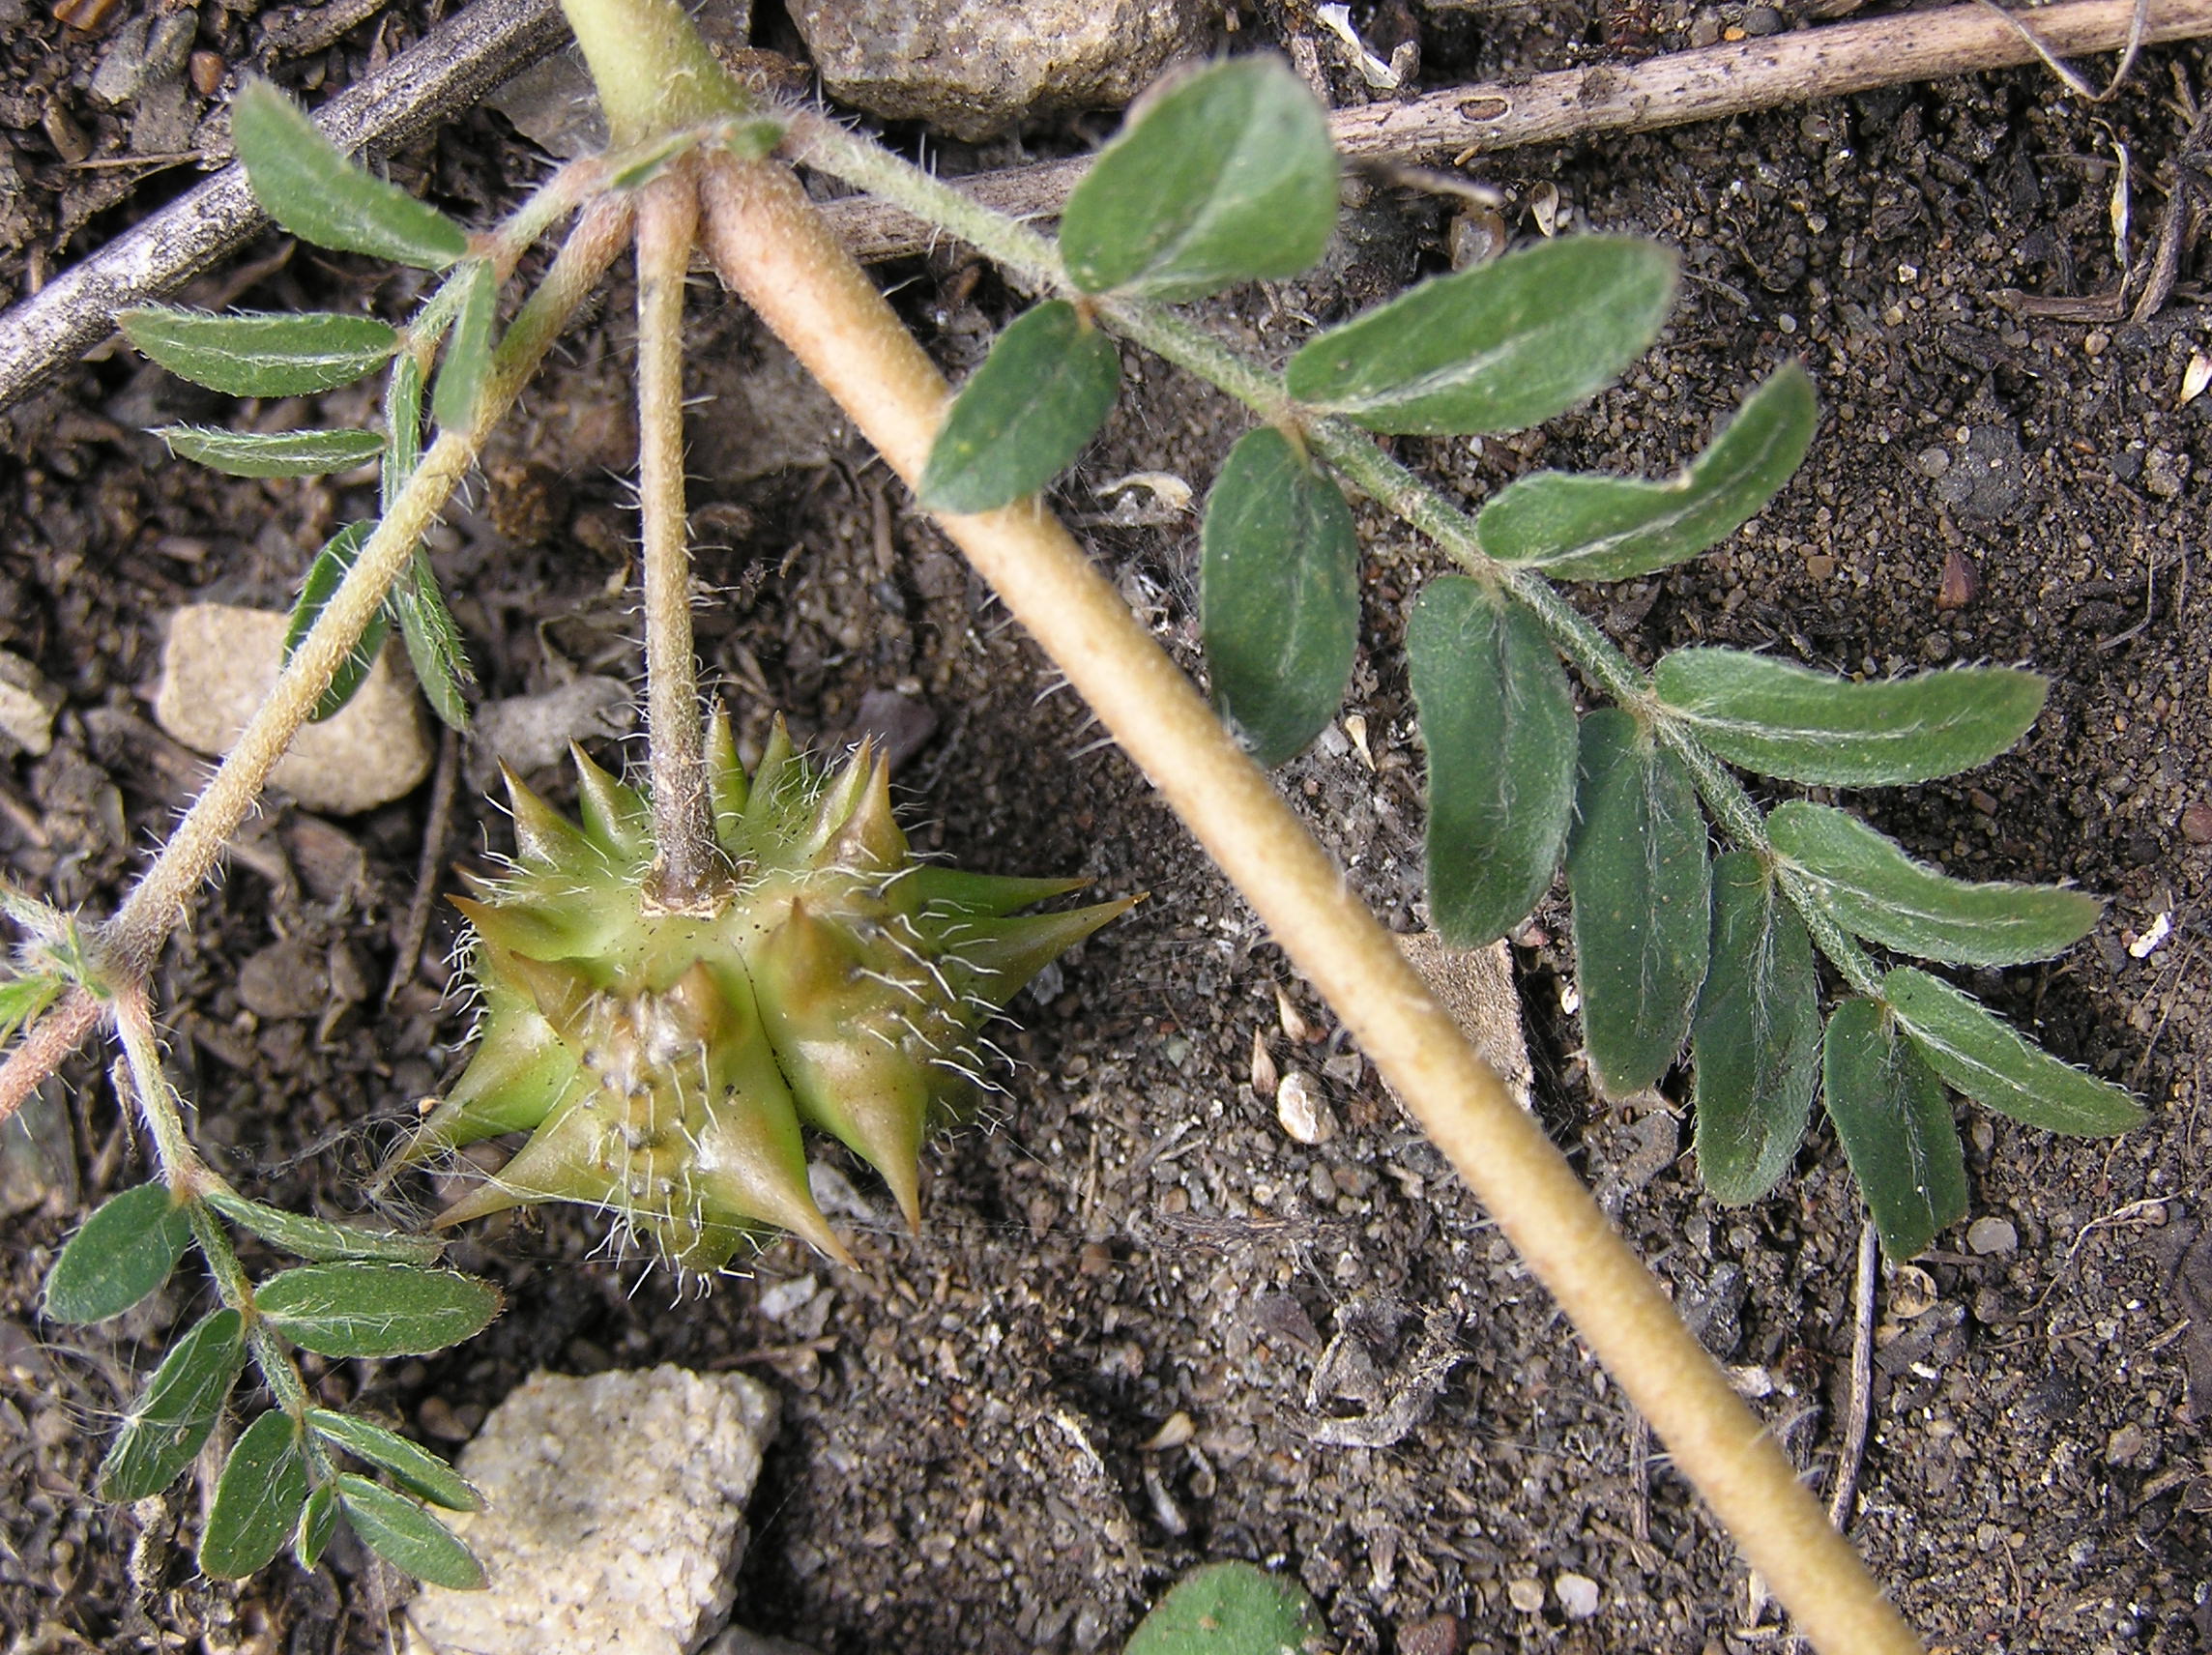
[1969,0,2151,98]
[383,725,461,1008]
[1827,1221,1879,1533]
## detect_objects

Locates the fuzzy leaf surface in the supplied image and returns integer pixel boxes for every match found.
[203,1188,445,1264]
[1408,576,1576,944]
[155,426,386,479]
[1199,426,1359,766]
[201,1410,309,1579]
[1060,57,1337,301]
[1771,800,2100,965]
[283,522,391,721]
[1567,709,1711,1096]
[120,307,398,396]
[1124,1560,1319,1655]
[918,302,1121,512]
[1886,966,2143,1134]
[98,1308,247,1499]
[1479,362,1815,578]
[295,1482,338,1571]
[254,1263,501,1358]
[231,79,468,268]
[392,552,473,730]
[335,1475,486,1589]
[1823,998,1966,1260]
[307,1409,481,1510]
[1654,651,2046,785]
[0,973,61,1042]
[44,1179,193,1324]
[1691,852,1819,1204]
[431,261,497,433]
[1285,237,1677,435]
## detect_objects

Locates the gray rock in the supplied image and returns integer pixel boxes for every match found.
[154,604,432,816]
[0,650,60,757]
[790,0,1208,141]
[1967,1214,2019,1256]
[471,676,635,785]
[407,1366,781,1655]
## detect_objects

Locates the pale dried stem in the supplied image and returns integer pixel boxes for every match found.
[694,149,1925,1655]
[0,986,100,1131]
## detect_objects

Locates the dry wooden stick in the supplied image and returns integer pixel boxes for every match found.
[1827,1220,1881,1533]
[814,0,2212,261]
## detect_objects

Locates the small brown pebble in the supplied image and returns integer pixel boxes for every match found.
[1803,552,1836,581]
[1936,547,1980,609]
[418,1394,480,1442]
[2180,802,2212,844]
[1506,1578,1546,1613]
[1078,1240,1114,1275]
[189,49,224,98]
[1398,1612,1465,1655]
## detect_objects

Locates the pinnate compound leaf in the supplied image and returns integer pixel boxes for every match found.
[1566,709,1711,1096]
[1886,965,2143,1135]
[98,1308,247,1499]
[284,522,392,721]
[431,261,497,434]
[1770,800,2101,966]
[202,1188,445,1265]
[918,302,1121,512]
[155,426,387,479]
[1822,998,1966,1261]
[307,1409,481,1510]
[1691,852,1819,1204]
[1060,57,1337,301]
[391,552,474,730]
[335,1474,486,1589]
[254,1263,501,1358]
[1200,426,1359,766]
[119,307,399,397]
[295,1482,338,1571]
[1653,650,2046,786]
[201,1410,309,1579]
[1124,1560,1319,1655]
[1285,237,1678,435]
[231,79,468,269]
[1408,576,1576,945]
[1480,362,1816,578]
[44,1179,193,1324]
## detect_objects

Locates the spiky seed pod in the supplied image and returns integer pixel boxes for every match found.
[402,712,1133,1273]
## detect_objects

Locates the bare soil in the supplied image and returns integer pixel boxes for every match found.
[3,4,2210,1653]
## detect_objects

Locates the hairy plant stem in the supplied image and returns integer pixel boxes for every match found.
[633,162,723,909]
[692,145,1924,1655]
[96,197,633,983]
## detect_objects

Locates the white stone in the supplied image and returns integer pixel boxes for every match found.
[1966,1215,2019,1256]
[406,1366,780,1655]
[1275,1069,1336,1147]
[1555,1571,1601,1620]
[154,603,430,815]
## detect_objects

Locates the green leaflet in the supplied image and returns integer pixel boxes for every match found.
[119,307,400,397]
[43,1179,194,1324]
[1060,57,1338,301]
[202,1187,446,1264]
[392,551,474,731]
[200,1411,309,1580]
[155,426,387,479]
[1285,237,1678,436]
[1653,650,2046,786]
[307,1408,481,1510]
[1123,1561,1320,1655]
[917,302,1122,513]
[283,522,392,722]
[335,1474,486,1590]
[1770,801,2101,966]
[98,1307,247,1499]
[1407,577,1577,945]
[231,79,469,269]
[383,348,425,498]
[1566,709,1712,1096]
[1480,362,1817,579]
[0,973,62,1042]
[1822,998,1966,1261]
[294,1481,339,1571]
[1691,852,1820,1204]
[1199,427,1360,767]
[431,261,498,434]
[254,1263,502,1358]
[1886,966,2142,1135]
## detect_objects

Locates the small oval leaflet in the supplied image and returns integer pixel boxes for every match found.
[918,301,1122,513]
[1285,237,1678,435]
[295,1481,339,1572]
[1822,998,1966,1261]
[432,261,499,434]
[119,307,400,398]
[44,1178,194,1325]
[1770,800,2101,966]
[1653,651,2047,787]
[1124,1560,1319,1655]
[1479,361,1817,579]
[155,426,388,479]
[1885,966,2142,1135]
[231,79,469,270]
[203,1187,445,1265]
[1200,426,1359,768]
[308,1408,481,1511]
[201,1410,309,1580]
[283,522,393,722]
[335,1473,486,1590]
[1407,577,1577,946]
[1060,57,1338,301]
[1691,852,1820,1205]
[392,552,476,732]
[1566,708,1712,1097]
[98,1307,247,1500]
[254,1263,502,1359]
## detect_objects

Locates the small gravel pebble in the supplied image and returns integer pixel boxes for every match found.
[2180,802,2212,845]
[1275,1070,1337,1146]
[1505,1578,1546,1613]
[1967,1215,2020,1255]
[1556,1572,1601,1620]
[1396,1612,1464,1655]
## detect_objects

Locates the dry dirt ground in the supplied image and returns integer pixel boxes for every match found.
[3,3,2211,1652]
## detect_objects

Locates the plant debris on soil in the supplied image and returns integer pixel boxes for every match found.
[3,3,2210,1652]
